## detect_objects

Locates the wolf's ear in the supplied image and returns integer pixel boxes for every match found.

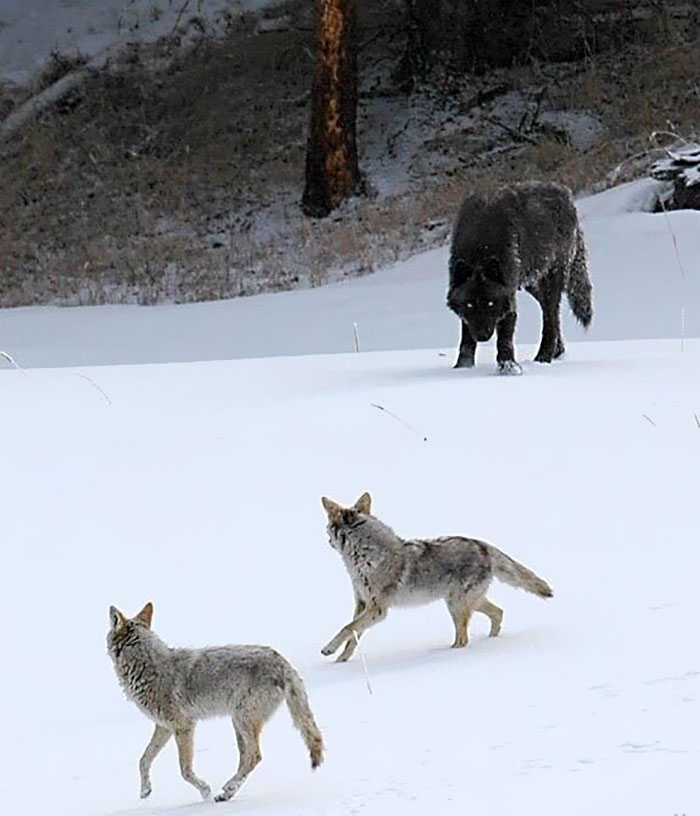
[321,496,343,524]
[109,605,126,631]
[353,492,371,514]
[451,257,471,285]
[133,602,154,629]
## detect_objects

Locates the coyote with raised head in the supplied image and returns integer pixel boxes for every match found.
[107,603,323,803]
[321,493,552,662]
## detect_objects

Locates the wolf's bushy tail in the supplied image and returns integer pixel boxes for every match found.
[487,545,553,598]
[283,664,324,769]
[566,226,593,328]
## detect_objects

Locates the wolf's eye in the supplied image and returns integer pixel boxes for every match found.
[487,300,494,307]
[466,302,473,309]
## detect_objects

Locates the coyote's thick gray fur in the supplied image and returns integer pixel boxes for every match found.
[107,603,323,803]
[321,493,552,662]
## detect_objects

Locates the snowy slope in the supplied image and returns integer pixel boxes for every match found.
[0,0,281,87]
[1,339,699,816]
[1,179,697,369]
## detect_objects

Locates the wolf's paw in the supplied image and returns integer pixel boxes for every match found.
[497,360,523,376]
[534,347,556,363]
[214,791,231,803]
[454,356,475,369]
[335,651,353,663]
[140,785,152,800]
[321,643,337,657]
[199,784,212,801]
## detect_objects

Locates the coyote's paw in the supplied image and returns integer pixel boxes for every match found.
[140,784,152,800]
[199,784,212,801]
[215,791,231,803]
[497,360,523,376]
[321,643,337,657]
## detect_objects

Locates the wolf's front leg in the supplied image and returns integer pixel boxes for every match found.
[454,321,477,369]
[496,310,522,375]
[321,604,387,661]
[174,723,211,800]
[139,724,172,798]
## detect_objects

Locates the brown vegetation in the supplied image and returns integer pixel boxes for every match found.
[0,0,697,307]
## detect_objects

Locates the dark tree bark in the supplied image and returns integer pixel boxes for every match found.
[302,0,362,218]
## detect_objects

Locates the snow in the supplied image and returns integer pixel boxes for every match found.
[1,339,699,816]
[0,0,282,87]
[1,179,697,369]
[1,178,699,815]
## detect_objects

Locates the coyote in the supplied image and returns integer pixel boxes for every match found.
[107,603,323,803]
[447,181,593,374]
[321,493,552,662]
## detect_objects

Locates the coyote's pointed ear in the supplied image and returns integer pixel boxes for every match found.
[109,605,126,631]
[353,492,371,514]
[133,602,154,629]
[321,496,343,524]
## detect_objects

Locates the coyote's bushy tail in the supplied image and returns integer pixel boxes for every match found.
[487,545,553,598]
[566,226,593,328]
[284,665,324,769]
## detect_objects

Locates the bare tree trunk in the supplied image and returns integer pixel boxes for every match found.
[302,0,361,218]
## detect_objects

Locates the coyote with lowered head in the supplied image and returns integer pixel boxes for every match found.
[107,602,323,803]
[321,493,552,662]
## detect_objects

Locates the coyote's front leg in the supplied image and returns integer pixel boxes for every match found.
[174,723,211,800]
[321,602,386,662]
[336,594,367,663]
[139,723,171,798]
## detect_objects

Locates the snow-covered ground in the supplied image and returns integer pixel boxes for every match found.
[1,179,697,369]
[1,339,699,816]
[1,178,699,815]
[0,0,280,87]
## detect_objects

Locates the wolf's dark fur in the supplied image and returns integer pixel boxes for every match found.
[447,182,593,373]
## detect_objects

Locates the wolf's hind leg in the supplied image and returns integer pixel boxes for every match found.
[528,270,565,363]
[139,723,171,798]
[477,598,504,637]
[321,603,387,661]
[216,718,263,802]
[174,723,211,800]
[446,597,473,648]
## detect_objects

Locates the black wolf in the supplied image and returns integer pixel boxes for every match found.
[447,182,593,374]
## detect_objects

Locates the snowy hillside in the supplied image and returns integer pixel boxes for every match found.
[2,179,698,369]
[0,0,280,86]
[1,336,699,816]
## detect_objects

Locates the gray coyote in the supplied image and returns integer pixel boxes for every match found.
[107,602,323,802]
[321,493,552,661]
